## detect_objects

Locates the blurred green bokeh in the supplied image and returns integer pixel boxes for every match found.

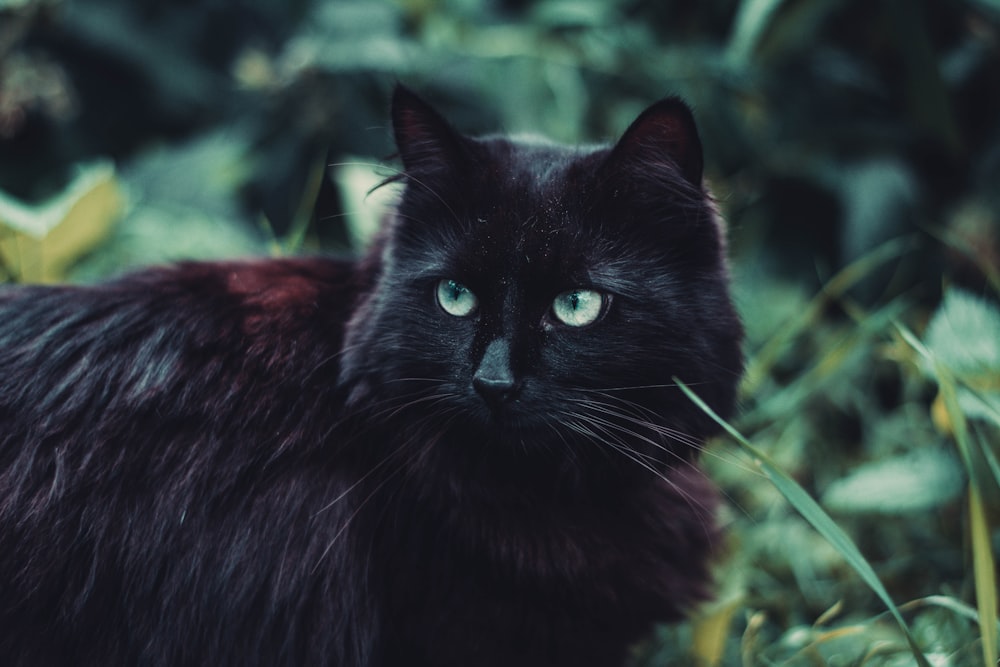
[2,0,997,292]
[2,0,999,664]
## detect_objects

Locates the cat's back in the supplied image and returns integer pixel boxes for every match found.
[0,255,363,465]
[0,257,357,428]
[0,256,376,665]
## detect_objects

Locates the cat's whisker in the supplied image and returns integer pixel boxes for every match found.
[382,393,461,422]
[584,391,663,423]
[314,211,355,224]
[563,405,759,520]
[311,446,413,574]
[568,398,703,450]
[566,414,711,518]
[311,445,404,519]
[561,419,618,465]
[564,412,716,521]
[355,165,463,227]
[567,406,693,462]
[324,387,454,444]
[542,419,584,475]
[327,160,392,173]
[577,381,710,393]
[304,340,370,383]
[357,387,455,423]
[586,414,753,529]
[326,160,452,217]
[383,377,451,385]
[313,409,462,574]
[568,416,706,516]
[566,396,764,478]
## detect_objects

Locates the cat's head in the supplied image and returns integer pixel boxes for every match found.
[339,86,742,487]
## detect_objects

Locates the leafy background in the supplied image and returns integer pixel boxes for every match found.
[1,0,999,663]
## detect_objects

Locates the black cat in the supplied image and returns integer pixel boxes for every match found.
[0,86,743,666]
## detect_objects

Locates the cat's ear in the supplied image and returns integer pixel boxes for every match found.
[391,85,469,177]
[606,97,703,187]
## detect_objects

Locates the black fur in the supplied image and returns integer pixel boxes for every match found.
[0,86,743,666]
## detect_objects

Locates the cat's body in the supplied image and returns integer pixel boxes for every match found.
[0,87,742,666]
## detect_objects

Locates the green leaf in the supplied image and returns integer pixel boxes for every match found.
[821,449,964,515]
[0,162,123,282]
[676,378,931,667]
[900,594,1000,630]
[958,390,1000,429]
[925,288,1000,379]
[0,162,117,239]
[924,289,1000,430]
[923,289,1000,429]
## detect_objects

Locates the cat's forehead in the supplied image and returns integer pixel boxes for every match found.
[422,145,619,293]
[458,158,580,263]
[481,137,601,193]
[469,138,604,238]
[394,135,638,287]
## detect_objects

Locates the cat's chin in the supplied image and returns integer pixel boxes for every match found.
[458,406,541,443]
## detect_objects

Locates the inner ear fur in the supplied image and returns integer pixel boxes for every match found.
[605,97,704,187]
[391,85,471,177]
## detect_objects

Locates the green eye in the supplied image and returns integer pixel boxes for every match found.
[552,289,604,327]
[436,279,478,317]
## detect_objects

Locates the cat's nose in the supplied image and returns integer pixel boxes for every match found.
[473,374,518,406]
[472,338,519,408]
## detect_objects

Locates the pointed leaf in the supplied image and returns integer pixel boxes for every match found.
[822,449,964,515]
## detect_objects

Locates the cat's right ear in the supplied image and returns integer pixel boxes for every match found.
[391,85,469,177]
[604,97,704,188]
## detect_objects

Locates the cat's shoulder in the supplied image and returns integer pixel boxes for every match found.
[0,256,358,361]
[0,257,357,431]
[0,256,356,315]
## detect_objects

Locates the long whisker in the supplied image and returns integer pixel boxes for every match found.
[312,402,462,573]
[563,412,715,521]
[577,381,710,393]
[311,445,402,519]
[328,160,464,228]
[568,409,691,464]
[568,398,704,450]
[361,387,457,423]
[311,447,412,574]
[566,397,764,478]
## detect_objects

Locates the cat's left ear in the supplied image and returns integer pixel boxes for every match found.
[606,97,703,187]
[391,85,469,177]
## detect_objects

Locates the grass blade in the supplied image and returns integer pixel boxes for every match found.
[975,424,1000,490]
[727,0,787,64]
[934,359,999,667]
[969,482,999,666]
[898,594,997,627]
[742,236,913,394]
[676,378,930,666]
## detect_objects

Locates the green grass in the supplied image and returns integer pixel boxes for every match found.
[643,244,1000,666]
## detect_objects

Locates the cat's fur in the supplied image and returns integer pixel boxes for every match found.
[0,86,743,666]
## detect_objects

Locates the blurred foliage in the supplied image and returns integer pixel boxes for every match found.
[1,0,999,663]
